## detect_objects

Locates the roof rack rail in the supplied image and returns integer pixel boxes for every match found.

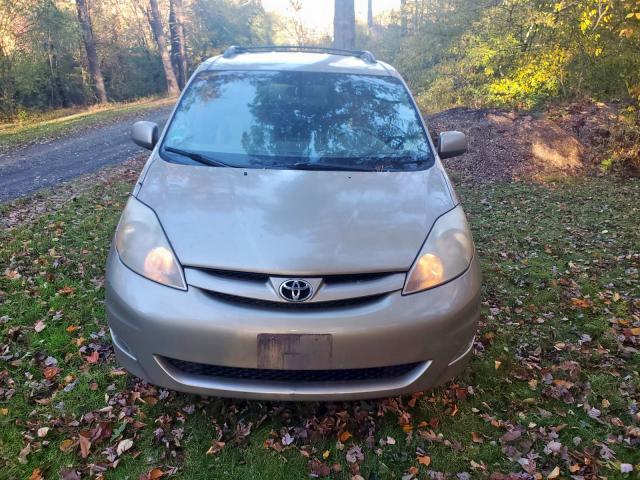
[222,45,377,64]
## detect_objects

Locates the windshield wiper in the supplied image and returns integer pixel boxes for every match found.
[164,146,235,168]
[286,162,373,172]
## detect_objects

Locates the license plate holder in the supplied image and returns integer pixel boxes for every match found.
[257,334,332,370]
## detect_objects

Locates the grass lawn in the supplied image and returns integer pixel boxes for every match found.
[0,175,638,479]
[0,97,174,151]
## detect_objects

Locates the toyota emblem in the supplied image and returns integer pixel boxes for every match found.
[279,279,313,302]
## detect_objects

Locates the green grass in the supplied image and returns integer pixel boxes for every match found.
[0,96,174,150]
[0,176,639,479]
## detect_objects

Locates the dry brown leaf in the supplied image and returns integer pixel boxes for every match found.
[79,434,91,458]
[85,350,99,364]
[43,367,60,380]
[57,286,76,295]
[206,441,225,455]
[59,439,76,453]
[28,468,43,480]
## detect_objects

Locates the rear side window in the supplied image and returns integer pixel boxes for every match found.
[161,70,433,171]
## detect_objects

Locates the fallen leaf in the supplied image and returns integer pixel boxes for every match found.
[309,458,331,477]
[206,441,225,455]
[34,320,46,332]
[59,439,76,453]
[417,455,431,466]
[140,468,165,480]
[500,430,521,442]
[43,366,60,380]
[28,468,43,480]
[471,431,483,443]
[494,360,502,370]
[37,427,50,438]
[85,350,99,364]
[553,379,574,389]
[620,463,633,473]
[18,443,31,464]
[117,438,134,456]
[5,269,21,279]
[59,469,81,480]
[339,431,352,442]
[79,434,91,458]
[547,466,560,479]
[57,286,76,295]
[0,408,8,416]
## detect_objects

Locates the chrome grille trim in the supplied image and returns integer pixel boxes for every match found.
[184,268,406,305]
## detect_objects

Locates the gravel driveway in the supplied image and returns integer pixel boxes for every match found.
[0,106,172,202]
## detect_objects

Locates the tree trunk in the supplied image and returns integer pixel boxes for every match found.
[367,0,373,28]
[148,0,179,95]
[75,0,107,103]
[400,0,407,34]
[333,0,355,50]
[169,0,188,89]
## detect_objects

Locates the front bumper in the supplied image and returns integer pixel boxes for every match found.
[105,248,481,400]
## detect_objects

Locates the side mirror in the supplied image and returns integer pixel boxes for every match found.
[131,121,159,150]
[438,131,467,159]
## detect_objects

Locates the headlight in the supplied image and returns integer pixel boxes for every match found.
[115,197,186,290]
[403,206,474,294]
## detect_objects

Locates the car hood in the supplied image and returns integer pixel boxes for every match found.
[137,159,455,274]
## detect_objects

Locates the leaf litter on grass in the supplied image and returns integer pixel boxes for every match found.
[0,163,638,478]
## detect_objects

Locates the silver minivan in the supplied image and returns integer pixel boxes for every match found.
[106,46,481,401]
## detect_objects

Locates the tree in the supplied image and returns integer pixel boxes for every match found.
[148,0,179,95]
[333,0,355,50]
[367,0,373,28]
[75,0,107,103]
[169,0,188,89]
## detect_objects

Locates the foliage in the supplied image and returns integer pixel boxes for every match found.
[0,0,272,120]
[360,0,640,111]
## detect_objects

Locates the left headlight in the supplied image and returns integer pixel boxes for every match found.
[115,196,187,290]
[403,205,474,294]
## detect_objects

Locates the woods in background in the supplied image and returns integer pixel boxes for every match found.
[1,0,639,120]
[0,0,270,119]
[360,0,640,112]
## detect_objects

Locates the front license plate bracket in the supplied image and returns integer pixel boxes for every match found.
[257,334,333,370]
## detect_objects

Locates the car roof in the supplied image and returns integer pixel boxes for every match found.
[200,51,400,78]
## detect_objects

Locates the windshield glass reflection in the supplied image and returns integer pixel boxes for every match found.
[162,70,433,171]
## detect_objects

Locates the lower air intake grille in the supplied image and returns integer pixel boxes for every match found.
[165,358,420,383]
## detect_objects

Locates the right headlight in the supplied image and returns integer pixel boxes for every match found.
[403,206,474,294]
[114,196,186,290]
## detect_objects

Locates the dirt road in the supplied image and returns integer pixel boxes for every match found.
[0,106,172,202]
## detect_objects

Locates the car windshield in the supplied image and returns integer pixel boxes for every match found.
[161,70,433,171]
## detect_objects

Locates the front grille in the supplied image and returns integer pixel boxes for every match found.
[198,268,400,285]
[205,291,387,310]
[165,357,421,383]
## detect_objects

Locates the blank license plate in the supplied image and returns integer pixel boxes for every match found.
[257,334,332,369]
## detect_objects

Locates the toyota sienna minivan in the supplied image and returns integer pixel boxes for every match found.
[105,46,481,400]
